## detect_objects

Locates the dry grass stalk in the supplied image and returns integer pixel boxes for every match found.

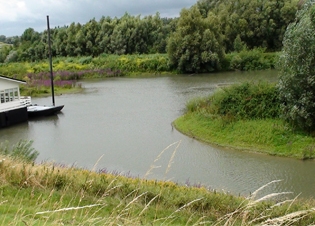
[261,208,315,226]
[165,140,181,175]
[35,204,103,215]
[249,180,283,200]
[138,194,160,216]
[144,141,181,178]
[248,192,293,208]
[214,180,309,226]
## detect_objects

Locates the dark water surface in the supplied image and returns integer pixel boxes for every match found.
[1,70,315,198]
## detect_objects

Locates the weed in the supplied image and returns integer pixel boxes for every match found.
[0,140,38,162]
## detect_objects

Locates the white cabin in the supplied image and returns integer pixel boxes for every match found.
[0,75,31,128]
[0,75,31,112]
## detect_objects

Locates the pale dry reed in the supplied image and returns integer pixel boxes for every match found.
[214,180,315,226]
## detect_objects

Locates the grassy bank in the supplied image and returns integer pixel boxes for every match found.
[20,82,83,97]
[0,51,278,79]
[0,54,172,79]
[0,51,278,97]
[173,82,315,160]
[1,153,315,225]
[174,114,315,159]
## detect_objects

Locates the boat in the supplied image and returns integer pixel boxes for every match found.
[27,15,64,117]
[27,105,64,117]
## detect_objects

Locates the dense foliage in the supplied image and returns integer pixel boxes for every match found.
[167,0,297,72]
[211,82,281,120]
[167,6,225,73]
[197,0,298,51]
[187,82,281,120]
[278,0,315,133]
[0,13,175,63]
[0,0,298,73]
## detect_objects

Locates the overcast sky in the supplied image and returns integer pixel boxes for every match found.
[0,0,196,37]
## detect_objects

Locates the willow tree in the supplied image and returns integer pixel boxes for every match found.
[278,0,315,132]
[167,6,224,73]
[196,0,298,52]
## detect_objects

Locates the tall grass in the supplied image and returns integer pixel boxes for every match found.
[1,140,315,225]
[0,140,38,162]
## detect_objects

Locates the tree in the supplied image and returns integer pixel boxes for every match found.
[167,6,224,73]
[0,35,6,42]
[196,0,298,52]
[66,22,79,56]
[53,27,68,57]
[278,0,315,132]
[84,18,101,56]
[0,45,12,63]
[99,16,116,54]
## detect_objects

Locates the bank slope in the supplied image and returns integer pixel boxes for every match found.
[173,113,315,159]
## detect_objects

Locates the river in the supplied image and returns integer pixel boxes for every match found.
[1,70,315,199]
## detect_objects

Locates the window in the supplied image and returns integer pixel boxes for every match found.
[0,91,4,104]
[0,88,19,103]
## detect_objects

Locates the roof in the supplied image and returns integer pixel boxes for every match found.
[0,75,26,84]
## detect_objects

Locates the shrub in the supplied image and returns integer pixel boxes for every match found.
[208,82,281,120]
[229,48,276,71]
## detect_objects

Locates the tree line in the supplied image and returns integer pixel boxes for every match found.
[0,0,299,73]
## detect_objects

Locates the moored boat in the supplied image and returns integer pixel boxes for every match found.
[27,104,64,117]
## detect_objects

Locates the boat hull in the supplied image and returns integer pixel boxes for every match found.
[27,105,64,117]
[0,107,28,128]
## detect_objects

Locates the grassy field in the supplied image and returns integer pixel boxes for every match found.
[1,154,315,225]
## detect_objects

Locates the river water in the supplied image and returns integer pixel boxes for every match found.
[1,70,315,199]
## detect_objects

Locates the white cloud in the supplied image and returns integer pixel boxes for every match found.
[0,0,196,36]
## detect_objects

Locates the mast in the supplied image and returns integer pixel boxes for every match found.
[47,15,55,106]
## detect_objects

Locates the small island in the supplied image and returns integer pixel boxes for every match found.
[173,81,315,160]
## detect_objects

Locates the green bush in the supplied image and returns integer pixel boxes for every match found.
[191,82,281,120]
[212,82,281,119]
[228,48,277,71]
[78,56,93,64]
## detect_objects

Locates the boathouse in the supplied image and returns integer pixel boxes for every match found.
[0,75,30,128]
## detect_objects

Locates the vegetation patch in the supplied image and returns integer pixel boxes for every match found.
[174,82,315,159]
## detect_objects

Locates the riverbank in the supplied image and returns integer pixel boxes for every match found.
[173,82,315,160]
[1,154,315,225]
[173,114,315,159]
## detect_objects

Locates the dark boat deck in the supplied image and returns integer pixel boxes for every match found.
[27,105,64,117]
